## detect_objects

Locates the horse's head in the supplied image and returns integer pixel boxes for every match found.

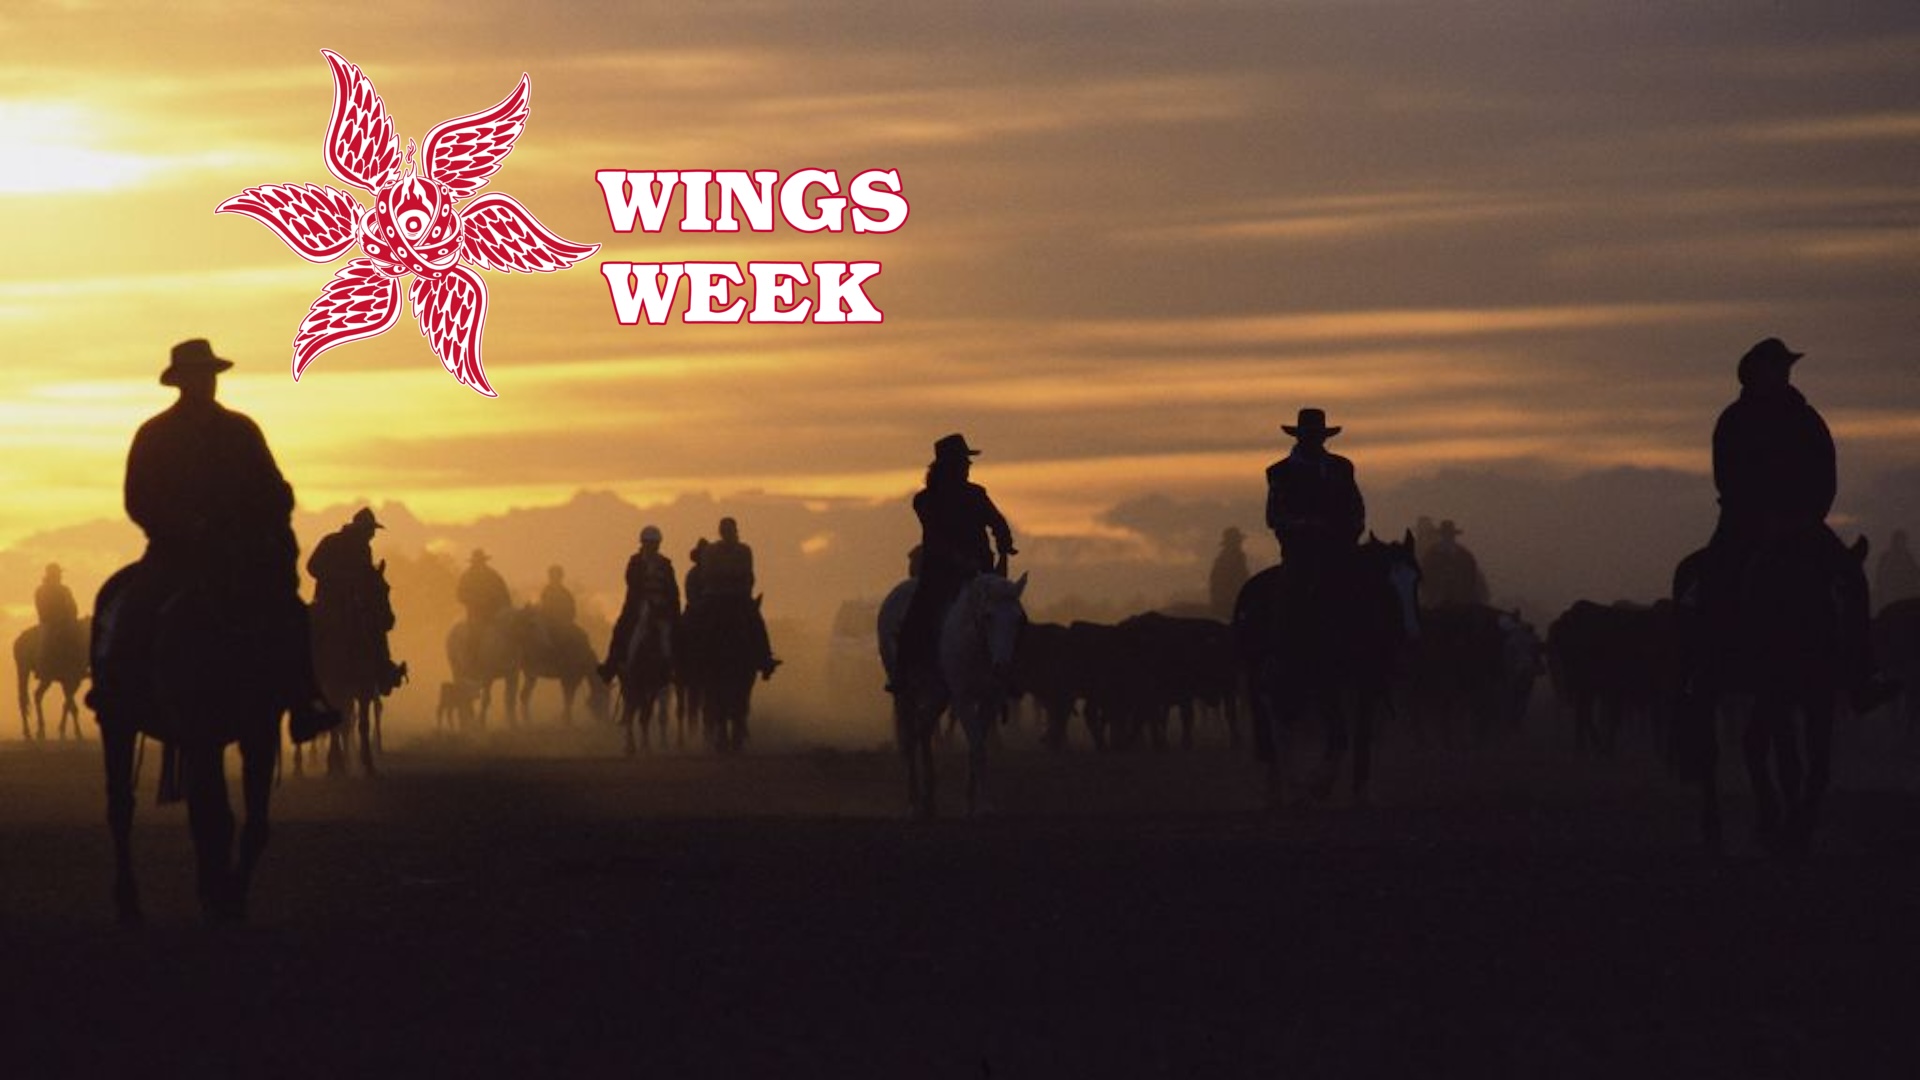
[964,571,1028,679]
[1363,529,1423,642]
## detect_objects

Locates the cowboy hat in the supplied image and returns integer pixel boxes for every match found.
[160,338,235,386]
[933,433,982,462]
[1283,407,1341,438]
[351,507,384,531]
[1737,337,1803,385]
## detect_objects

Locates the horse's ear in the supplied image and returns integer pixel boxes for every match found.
[754,594,764,609]
[1014,571,1029,597]
[1401,528,1415,548]
[1367,530,1378,543]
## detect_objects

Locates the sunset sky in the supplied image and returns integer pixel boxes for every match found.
[1,1,1916,636]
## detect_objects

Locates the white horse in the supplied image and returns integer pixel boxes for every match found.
[879,572,1027,818]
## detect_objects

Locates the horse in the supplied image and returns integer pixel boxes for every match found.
[14,618,91,740]
[91,563,289,923]
[1405,603,1514,750]
[611,600,674,755]
[1673,535,1859,856]
[680,593,773,754]
[308,562,400,776]
[877,576,919,754]
[445,608,522,730]
[1233,532,1421,807]
[881,572,1028,818]
[515,607,609,727]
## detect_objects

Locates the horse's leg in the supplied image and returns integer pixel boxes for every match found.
[621,693,638,757]
[183,743,238,921]
[1795,696,1835,847]
[232,723,280,922]
[964,701,989,817]
[1313,691,1347,801]
[919,707,938,819]
[1768,699,1804,847]
[358,698,376,777]
[33,679,49,740]
[326,725,345,777]
[1265,699,1294,810]
[373,697,384,753]
[1744,703,1782,850]
[102,720,141,924]
[1353,691,1375,802]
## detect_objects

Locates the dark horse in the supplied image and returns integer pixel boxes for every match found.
[308,560,401,776]
[680,594,770,754]
[1234,532,1421,806]
[1673,535,1859,856]
[92,563,285,923]
[612,599,673,755]
[446,609,521,730]
[14,618,91,741]
[515,607,608,727]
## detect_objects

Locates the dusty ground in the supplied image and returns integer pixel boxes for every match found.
[4,713,1920,1079]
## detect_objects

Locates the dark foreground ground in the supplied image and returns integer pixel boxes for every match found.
[4,717,1920,1079]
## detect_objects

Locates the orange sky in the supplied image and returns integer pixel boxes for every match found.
[1,0,1916,559]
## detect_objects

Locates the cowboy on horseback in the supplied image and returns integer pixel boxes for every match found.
[34,563,83,669]
[457,549,512,629]
[308,507,399,690]
[895,433,1017,683]
[1420,519,1489,609]
[599,525,680,683]
[1701,337,1897,714]
[696,516,779,679]
[538,565,578,638]
[99,339,338,742]
[1265,407,1365,584]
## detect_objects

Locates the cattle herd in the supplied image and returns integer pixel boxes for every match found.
[993,597,1920,762]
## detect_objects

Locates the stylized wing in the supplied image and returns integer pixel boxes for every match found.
[412,264,496,396]
[458,193,599,273]
[292,259,400,380]
[420,73,530,201]
[216,183,363,262]
[322,49,400,193]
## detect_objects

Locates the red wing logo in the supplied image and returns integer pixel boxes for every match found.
[218,50,599,396]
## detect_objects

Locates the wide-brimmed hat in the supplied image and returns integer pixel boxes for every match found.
[1436,519,1464,539]
[1221,526,1245,544]
[1738,337,1803,385]
[933,433,982,462]
[160,338,235,386]
[351,507,384,531]
[470,549,490,563]
[1283,407,1341,439]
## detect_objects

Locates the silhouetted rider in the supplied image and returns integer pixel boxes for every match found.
[35,562,79,629]
[34,563,83,673]
[456,550,511,629]
[117,339,338,740]
[896,433,1016,677]
[538,565,577,631]
[1420,519,1489,609]
[308,506,396,687]
[1209,528,1250,621]
[695,516,777,678]
[1265,408,1364,575]
[599,525,679,682]
[1707,337,1896,711]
